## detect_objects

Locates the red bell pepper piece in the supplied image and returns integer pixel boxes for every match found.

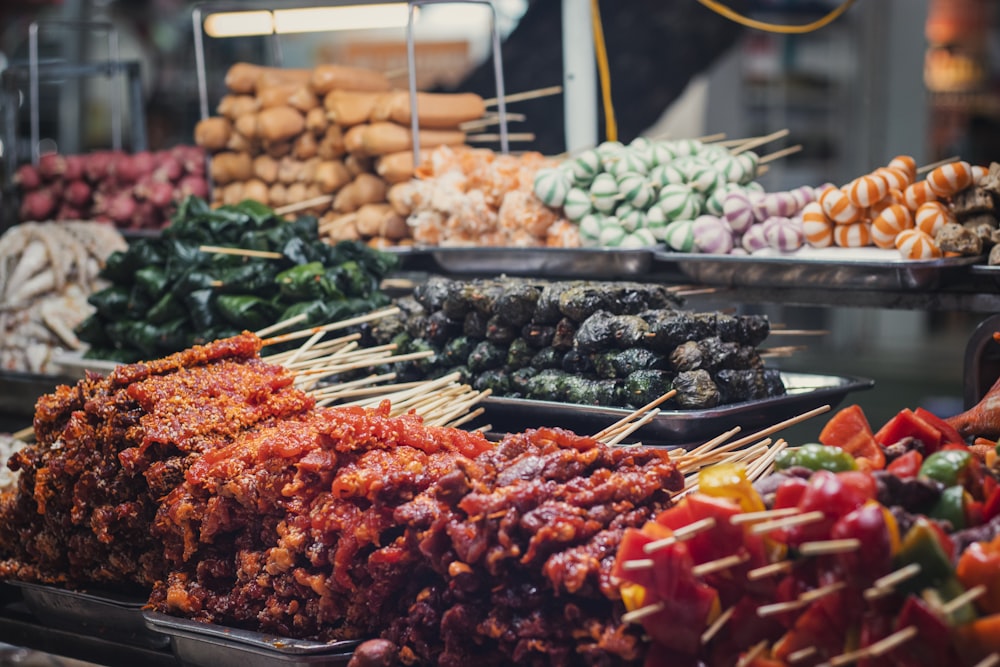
[781,470,878,545]
[886,449,923,479]
[611,522,673,590]
[885,596,960,667]
[956,533,1000,615]
[830,500,897,586]
[857,611,894,667]
[914,407,965,450]
[984,483,1000,523]
[772,476,809,510]
[820,404,886,469]
[772,592,849,662]
[874,408,942,453]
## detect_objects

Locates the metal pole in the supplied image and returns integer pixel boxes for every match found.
[561,0,598,153]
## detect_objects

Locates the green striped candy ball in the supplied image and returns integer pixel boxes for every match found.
[619,228,657,248]
[714,155,747,183]
[532,167,572,208]
[589,173,621,213]
[705,183,744,216]
[608,151,650,178]
[579,212,604,242]
[569,149,601,185]
[663,219,695,252]
[562,187,593,221]
[735,151,759,184]
[618,173,656,209]
[657,184,703,221]
[598,219,627,247]
[616,203,644,232]
[651,141,676,167]
[688,165,725,194]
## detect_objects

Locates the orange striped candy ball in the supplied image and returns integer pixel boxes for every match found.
[833,221,872,248]
[895,228,942,260]
[874,166,913,191]
[846,174,889,208]
[871,204,913,249]
[903,181,937,211]
[801,201,833,247]
[972,164,989,185]
[926,160,974,197]
[821,186,861,224]
[889,155,918,181]
[915,201,955,236]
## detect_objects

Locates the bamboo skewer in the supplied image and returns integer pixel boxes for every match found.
[459,112,527,131]
[592,390,677,440]
[729,128,791,155]
[737,641,768,667]
[255,313,309,338]
[917,155,961,175]
[261,307,400,346]
[788,647,817,664]
[758,144,804,165]
[819,626,917,667]
[700,605,736,645]
[604,409,661,446]
[199,245,284,260]
[274,195,335,216]
[863,563,921,599]
[940,585,985,615]
[483,85,563,107]
[467,132,536,143]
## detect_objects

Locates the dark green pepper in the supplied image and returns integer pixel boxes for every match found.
[929,485,967,531]
[774,443,858,473]
[892,518,956,596]
[920,450,972,486]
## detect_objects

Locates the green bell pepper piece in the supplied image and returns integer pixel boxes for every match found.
[919,449,972,486]
[929,485,967,531]
[892,518,956,596]
[774,443,858,473]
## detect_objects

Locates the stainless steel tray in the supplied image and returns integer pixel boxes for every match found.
[656,247,981,290]
[424,246,656,277]
[144,612,358,667]
[480,372,873,446]
[9,581,168,649]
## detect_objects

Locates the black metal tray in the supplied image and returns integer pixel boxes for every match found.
[656,248,981,290]
[9,580,168,649]
[480,372,873,446]
[144,612,359,667]
[423,245,656,277]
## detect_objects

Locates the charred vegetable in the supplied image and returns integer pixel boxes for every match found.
[673,369,721,409]
[623,370,673,407]
[506,338,535,369]
[468,340,507,373]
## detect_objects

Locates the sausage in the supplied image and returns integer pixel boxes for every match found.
[257,106,305,143]
[315,160,351,193]
[257,67,311,90]
[356,203,408,240]
[324,90,385,127]
[225,63,311,94]
[224,62,262,94]
[375,151,414,184]
[216,94,259,120]
[360,122,465,156]
[343,124,368,155]
[305,107,328,135]
[374,91,486,129]
[292,132,318,160]
[311,64,391,94]
[253,155,279,183]
[194,117,232,151]
[210,152,253,185]
[287,86,319,113]
[256,84,300,110]
[317,125,345,160]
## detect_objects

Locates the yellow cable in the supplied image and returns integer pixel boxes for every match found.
[695,0,858,34]
[591,0,617,142]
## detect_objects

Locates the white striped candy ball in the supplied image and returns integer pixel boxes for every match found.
[833,222,872,248]
[766,219,805,252]
[618,173,656,209]
[915,201,955,236]
[663,219,696,252]
[895,228,942,260]
[926,161,974,197]
[590,173,621,213]
[790,185,817,209]
[744,181,765,193]
[563,187,593,221]
[763,191,800,218]
[579,213,604,241]
[734,152,759,183]
[903,181,937,211]
[723,190,756,234]
[569,149,601,185]
[693,216,734,254]
[620,228,658,248]
[820,187,861,224]
[595,140,625,159]
[730,246,749,256]
[598,221,627,247]
[532,167,572,208]
[871,204,914,249]
[658,184,703,221]
[645,207,668,240]
[672,139,704,157]
[714,155,746,183]
[651,142,676,166]
[750,191,770,222]
[801,201,834,247]
[699,144,730,161]
[888,155,918,182]
[688,165,724,193]
[609,151,650,178]
[973,164,990,186]
[846,174,889,208]
[705,183,742,216]
[629,136,652,153]
[741,224,769,253]
[874,166,912,191]
[616,203,645,232]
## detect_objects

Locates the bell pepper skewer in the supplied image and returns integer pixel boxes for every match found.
[643,517,717,554]
[700,605,736,645]
[620,601,666,625]
[757,581,845,617]
[973,654,1000,667]
[747,560,794,581]
[862,563,922,600]
[798,538,861,557]
[736,640,769,667]
[788,647,817,664]
[940,584,986,615]
[691,552,750,577]
[818,625,917,667]
[730,507,799,525]
[750,510,826,535]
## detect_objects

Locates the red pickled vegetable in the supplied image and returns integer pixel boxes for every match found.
[15,163,41,190]
[153,155,183,183]
[37,152,66,180]
[105,192,138,223]
[64,180,92,207]
[19,189,57,220]
[63,154,85,182]
[146,180,175,208]
[177,175,208,199]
